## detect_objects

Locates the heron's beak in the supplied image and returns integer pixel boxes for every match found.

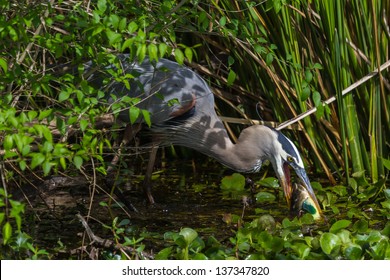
[280,162,292,208]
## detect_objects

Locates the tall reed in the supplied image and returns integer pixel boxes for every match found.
[189,0,389,184]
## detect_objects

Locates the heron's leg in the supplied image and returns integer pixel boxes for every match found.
[143,143,159,204]
[105,123,142,213]
[107,123,142,173]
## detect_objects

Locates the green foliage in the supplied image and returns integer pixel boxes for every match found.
[0,188,24,245]
[220,173,247,199]
[189,0,389,185]
[157,228,203,260]
[150,214,389,260]
[220,173,246,192]
[0,188,49,259]
[0,0,388,260]
[0,0,196,182]
[100,217,146,260]
[90,178,390,260]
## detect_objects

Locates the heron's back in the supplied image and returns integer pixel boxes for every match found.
[86,55,215,126]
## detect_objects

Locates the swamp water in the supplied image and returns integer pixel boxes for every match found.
[13,158,389,259]
[17,159,288,257]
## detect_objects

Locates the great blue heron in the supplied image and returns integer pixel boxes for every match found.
[85,54,322,219]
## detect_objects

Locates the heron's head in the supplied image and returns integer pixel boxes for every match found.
[267,129,322,220]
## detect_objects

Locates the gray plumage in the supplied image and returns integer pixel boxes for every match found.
[84,54,321,216]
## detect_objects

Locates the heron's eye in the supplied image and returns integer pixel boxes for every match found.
[287,156,295,163]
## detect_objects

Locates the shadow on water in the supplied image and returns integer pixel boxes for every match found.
[16,159,289,258]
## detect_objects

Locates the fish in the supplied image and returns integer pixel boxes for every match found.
[290,182,322,220]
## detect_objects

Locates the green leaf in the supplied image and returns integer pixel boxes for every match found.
[2,222,12,245]
[304,70,313,83]
[330,220,351,233]
[221,173,245,191]
[2,93,12,104]
[0,57,7,73]
[314,103,323,119]
[73,155,83,169]
[167,98,180,107]
[31,153,45,169]
[320,232,341,255]
[118,219,131,227]
[137,44,147,62]
[4,135,13,150]
[122,38,134,52]
[42,161,52,176]
[21,145,30,156]
[382,158,390,170]
[99,201,108,207]
[300,86,311,101]
[344,245,362,260]
[367,230,382,243]
[227,70,236,86]
[142,109,151,127]
[193,253,208,260]
[384,189,390,200]
[273,0,282,13]
[155,247,173,260]
[353,219,369,233]
[128,21,138,33]
[337,229,351,244]
[184,47,193,63]
[38,109,53,121]
[227,56,235,66]
[8,26,18,41]
[56,117,66,135]
[92,25,104,37]
[41,126,53,142]
[42,140,54,153]
[27,111,38,122]
[312,91,321,107]
[118,17,127,31]
[80,119,89,132]
[129,106,140,124]
[256,192,276,203]
[19,160,27,171]
[159,43,168,57]
[266,52,273,65]
[254,44,265,54]
[59,157,67,170]
[198,11,207,24]
[148,44,158,62]
[219,16,227,26]
[312,63,323,69]
[257,177,279,188]
[174,48,184,65]
[179,228,198,246]
[370,239,388,259]
[106,29,122,45]
[8,116,19,128]
[291,243,311,259]
[97,0,107,13]
[109,14,120,29]
[58,90,71,102]
[381,200,390,210]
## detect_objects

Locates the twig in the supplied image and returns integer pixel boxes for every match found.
[0,161,9,218]
[277,59,390,130]
[76,213,153,259]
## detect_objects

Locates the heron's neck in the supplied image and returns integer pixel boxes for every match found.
[166,117,264,173]
[207,134,262,173]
